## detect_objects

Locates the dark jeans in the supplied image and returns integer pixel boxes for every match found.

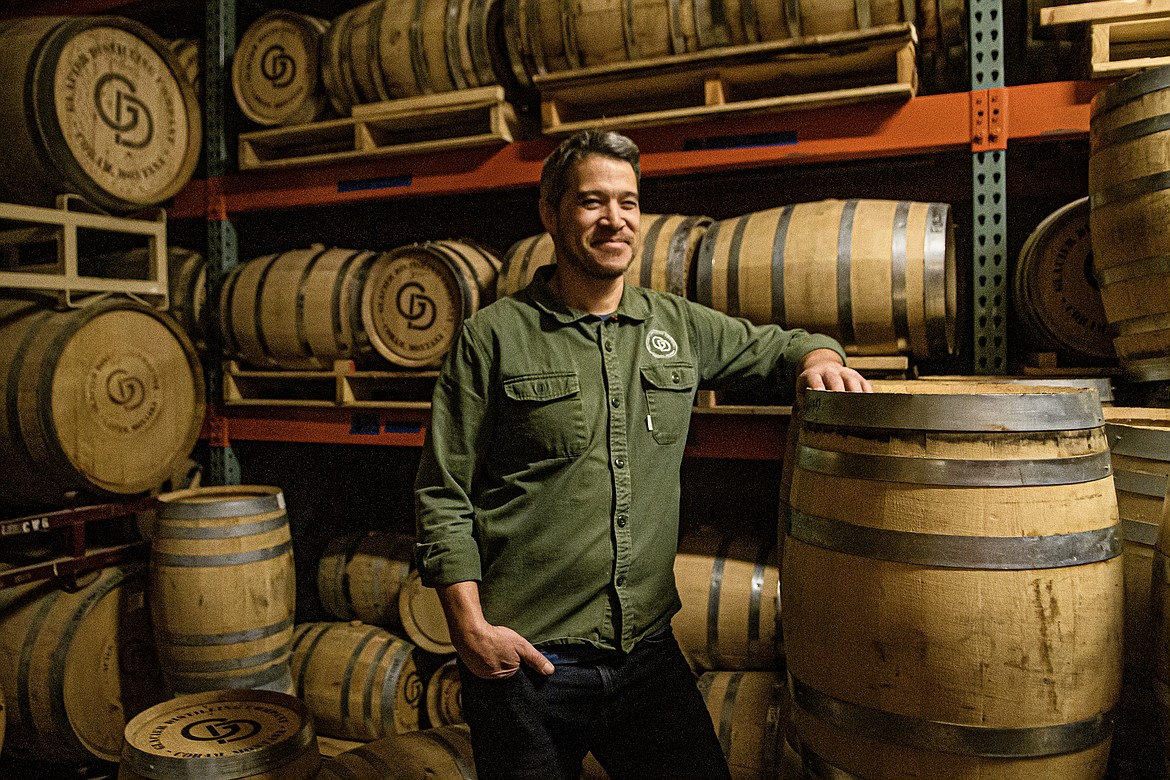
[457,627,732,780]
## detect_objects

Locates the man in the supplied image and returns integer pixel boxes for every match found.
[414,130,870,780]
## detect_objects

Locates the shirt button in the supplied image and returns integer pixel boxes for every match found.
[616,515,627,527]
[604,341,613,352]
[671,372,680,383]
[615,457,626,469]
[616,575,626,587]
[611,397,621,408]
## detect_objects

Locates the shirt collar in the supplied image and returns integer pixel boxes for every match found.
[527,265,652,324]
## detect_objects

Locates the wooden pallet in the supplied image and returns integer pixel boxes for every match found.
[238,85,520,171]
[222,360,438,408]
[536,24,917,136]
[1091,16,1170,74]
[1042,0,1170,26]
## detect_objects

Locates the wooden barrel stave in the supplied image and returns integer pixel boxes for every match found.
[698,671,788,780]
[318,725,476,780]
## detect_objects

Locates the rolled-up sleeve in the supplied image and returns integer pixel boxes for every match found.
[414,324,494,587]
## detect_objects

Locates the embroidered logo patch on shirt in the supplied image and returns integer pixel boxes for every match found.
[645,329,678,359]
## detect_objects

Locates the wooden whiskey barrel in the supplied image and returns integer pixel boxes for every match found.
[497,214,712,298]
[218,246,383,369]
[168,38,201,99]
[118,689,320,780]
[1014,198,1115,361]
[672,529,780,672]
[1152,486,1170,777]
[317,530,414,627]
[0,564,166,764]
[361,239,500,368]
[150,485,296,695]
[698,671,788,780]
[426,659,464,727]
[696,199,956,361]
[318,725,476,780]
[1104,409,1170,773]
[784,382,1121,778]
[233,10,330,126]
[398,569,455,654]
[0,297,204,508]
[1089,66,1170,381]
[290,621,422,741]
[0,16,201,212]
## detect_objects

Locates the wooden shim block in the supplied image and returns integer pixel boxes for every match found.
[1041,0,1170,26]
[238,86,516,171]
[1091,16,1170,75]
[537,25,916,135]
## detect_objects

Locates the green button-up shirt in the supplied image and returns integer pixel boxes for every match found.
[414,266,844,652]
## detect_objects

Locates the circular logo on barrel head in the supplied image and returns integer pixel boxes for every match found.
[397,282,436,331]
[404,670,423,706]
[55,25,193,205]
[86,350,162,435]
[181,718,263,744]
[260,44,296,87]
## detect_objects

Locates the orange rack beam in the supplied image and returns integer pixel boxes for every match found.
[168,82,1104,219]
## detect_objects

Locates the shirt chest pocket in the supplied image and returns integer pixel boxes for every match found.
[501,372,588,460]
[640,363,697,445]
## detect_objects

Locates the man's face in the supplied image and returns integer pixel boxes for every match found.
[540,154,641,281]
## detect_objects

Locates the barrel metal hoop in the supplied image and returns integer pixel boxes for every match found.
[155,514,288,540]
[410,0,434,93]
[667,216,708,297]
[1121,518,1161,547]
[1122,357,1170,384]
[748,538,771,643]
[294,247,333,358]
[1095,252,1170,287]
[381,639,414,729]
[340,626,382,729]
[294,623,331,697]
[559,0,583,69]
[801,744,867,780]
[890,200,911,351]
[159,615,294,646]
[718,672,743,754]
[423,726,477,779]
[1107,422,1170,459]
[170,658,293,694]
[788,508,1120,569]
[800,388,1104,431]
[1111,308,1170,338]
[362,634,400,733]
[923,202,951,358]
[1114,469,1168,499]
[153,539,293,568]
[726,213,751,318]
[622,0,637,59]
[446,0,471,90]
[797,445,1113,487]
[667,0,686,52]
[1091,169,1170,210]
[706,534,732,670]
[784,0,802,36]
[695,218,720,308]
[163,643,289,673]
[159,490,284,519]
[1091,66,1170,120]
[1092,111,1170,154]
[791,676,1115,758]
[741,0,760,42]
[854,0,871,28]
[771,204,793,326]
[836,200,858,348]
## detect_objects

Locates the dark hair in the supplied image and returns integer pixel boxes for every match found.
[539,130,641,208]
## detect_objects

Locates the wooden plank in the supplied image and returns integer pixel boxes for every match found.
[537,25,916,136]
[1091,16,1170,75]
[1041,0,1170,25]
[238,86,519,171]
